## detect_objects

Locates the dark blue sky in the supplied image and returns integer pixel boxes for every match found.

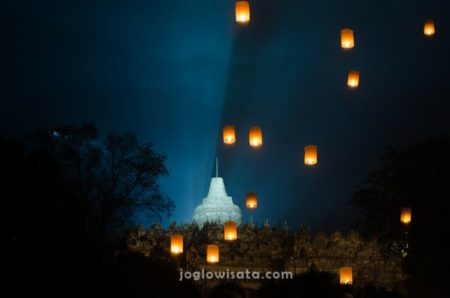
[1,0,449,231]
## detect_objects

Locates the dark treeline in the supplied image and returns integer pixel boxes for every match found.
[6,124,450,297]
[350,136,450,298]
[5,123,174,297]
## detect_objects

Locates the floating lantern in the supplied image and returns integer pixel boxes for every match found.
[235,1,250,24]
[207,244,219,264]
[347,70,360,88]
[249,126,263,147]
[246,192,258,209]
[341,29,354,49]
[400,207,412,224]
[304,145,318,166]
[223,125,236,145]
[339,267,353,285]
[170,234,183,255]
[424,20,435,36]
[224,221,238,241]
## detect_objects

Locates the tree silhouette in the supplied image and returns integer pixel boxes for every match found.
[26,123,174,240]
[350,136,450,297]
[5,123,174,297]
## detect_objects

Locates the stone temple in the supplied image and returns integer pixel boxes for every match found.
[193,161,242,227]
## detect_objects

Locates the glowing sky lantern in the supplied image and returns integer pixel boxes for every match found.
[249,126,263,148]
[400,207,412,224]
[223,125,236,145]
[339,267,353,285]
[170,234,183,255]
[347,70,360,88]
[424,20,435,36]
[235,1,250,24]
[341,28,355,49]
[224,221,238,241]
[304,145,318,166]
[207,244,219,264]
[246,192,258,209]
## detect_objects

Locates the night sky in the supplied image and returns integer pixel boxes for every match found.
[1,0,449,231]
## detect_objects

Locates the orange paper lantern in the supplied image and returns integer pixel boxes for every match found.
[400,207,412,224]
[246,192,258,209]
[207,244,219,263]
[223,125,236,145]
[341,29,354,49]
[339,267,353,285]
[249,126,263,148]
[224,221,238,241]
[170,234,183,255]
[304,145,318,166]
[347,70,360,88]
[235,1,250,24]
[424,20,435,36]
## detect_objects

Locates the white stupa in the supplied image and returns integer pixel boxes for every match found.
[193,159,242,228]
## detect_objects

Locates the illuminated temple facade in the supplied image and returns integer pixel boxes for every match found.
[193,175,242,227]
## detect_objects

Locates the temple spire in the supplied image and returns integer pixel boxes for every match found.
[216,157,218,177]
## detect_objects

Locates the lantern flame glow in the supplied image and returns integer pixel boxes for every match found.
[246,192,258,209]
[235,1,250,24]
[400,207,412,224]
[339,267,353,285]
[424,20,435,36]
[347,70,360,88]
[341,29,355,49]
[207,244,219,263]
[223,125,236,145]
[249,126,263,148]
[170,235,183,255]
[224,221,238,241]
[304,145,318,166]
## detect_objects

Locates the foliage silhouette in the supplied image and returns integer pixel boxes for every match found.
[5,123,174,297]
[350,136,450,297]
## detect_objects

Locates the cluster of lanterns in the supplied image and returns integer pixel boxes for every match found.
[340,28,360,89]
[169,0,422,281]
[234,1,435,90]
[227,2,436,158]
[223,125,318,166]
[170,237,221,264]
[335,208,412,284]
[339,21,435,88]
[170,191,258,263]
[223,125,263,148]
[235,2,436,38]
[172,238,356,275]
[169,221,235,264]
[169,207,413,274]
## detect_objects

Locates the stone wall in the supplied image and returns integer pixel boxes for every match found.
[127,222,405,291]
